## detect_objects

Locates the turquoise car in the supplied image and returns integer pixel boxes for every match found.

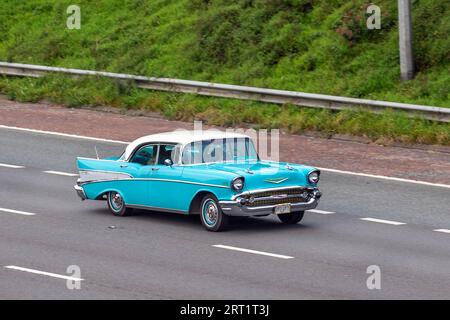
[75,130,322,231]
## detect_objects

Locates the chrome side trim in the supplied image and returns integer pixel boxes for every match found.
[136,178,230,189]
[126,204,187,215]
[77,177,230,189]
[79,170,134,183]
[77,157,126,163]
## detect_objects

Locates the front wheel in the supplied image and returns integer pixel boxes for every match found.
[107,191,133,216]
[200,195,229,232]
[277,211,304,224]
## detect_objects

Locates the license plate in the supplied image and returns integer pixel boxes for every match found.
[274,203,291,215]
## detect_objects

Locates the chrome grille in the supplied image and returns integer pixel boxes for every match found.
[244,187,312,207]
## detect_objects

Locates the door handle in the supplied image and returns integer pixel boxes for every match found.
[151,167,159,171]
[120,164,128,168]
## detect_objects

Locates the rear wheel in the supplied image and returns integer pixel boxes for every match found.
[277,211,304,224]
[107,191,133,216]
[200,195,229,232]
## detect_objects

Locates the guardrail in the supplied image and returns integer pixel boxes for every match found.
[1,61,449,122]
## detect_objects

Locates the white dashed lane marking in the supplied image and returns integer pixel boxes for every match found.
[43,170,78,177]
[0,208,36,216]
[434,229,450,234]
[4,266,84,281]
[360,217,406,226]
[213,244,294,259]
[0,163,25,169]
[0,125,128,144]
[308,209,335,215]
[318,167,450,190]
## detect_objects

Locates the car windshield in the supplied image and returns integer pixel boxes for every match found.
[182,138,258,165]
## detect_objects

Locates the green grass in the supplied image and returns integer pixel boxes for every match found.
[0,0,449,145]
[1,74,449,146]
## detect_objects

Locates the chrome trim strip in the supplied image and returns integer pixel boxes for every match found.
[79,170,134,182]
[77,157,126,163]
[77,177,230,189]
[126,204,187,214]
[79,169,134,176]
[219,200,236,205]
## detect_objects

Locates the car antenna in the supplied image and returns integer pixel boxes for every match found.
[94,146,100,159]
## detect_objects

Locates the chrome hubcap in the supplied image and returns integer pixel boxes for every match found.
[111,192,123,210]
[203,200,218,226]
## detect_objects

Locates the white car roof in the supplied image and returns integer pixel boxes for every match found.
[124,130,250,160]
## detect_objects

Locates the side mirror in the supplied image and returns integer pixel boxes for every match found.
[164,159,173,167]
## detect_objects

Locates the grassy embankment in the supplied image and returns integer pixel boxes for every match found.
[0,0,449,144]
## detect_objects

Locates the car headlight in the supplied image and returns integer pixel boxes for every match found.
[231,177,245,191]
[308,170,320,184]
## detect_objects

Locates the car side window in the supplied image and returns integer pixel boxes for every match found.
[182,142,201,164]
[130,144,157,165]
[157,144,176,165]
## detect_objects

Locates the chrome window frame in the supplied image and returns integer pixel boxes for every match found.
[128,143,159,166]
[127,142,181,166]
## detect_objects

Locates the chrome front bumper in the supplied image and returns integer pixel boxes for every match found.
[219,188,322,217]
[74,184,87,201]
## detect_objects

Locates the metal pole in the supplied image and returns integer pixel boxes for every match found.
[398,0,414,81]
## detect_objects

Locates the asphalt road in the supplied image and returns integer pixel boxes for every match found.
[0,127,449,299]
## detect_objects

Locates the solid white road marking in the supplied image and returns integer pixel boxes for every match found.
[318,167,450,190]
[213,244,294,259]
[0,163,25,169]
[433,229,450,234]
[4,266,84,281]
[0,125,128,144]
[0,208,36,216]
[308,209,335,215]
[360,217,406,226]
[2,125,450,189]
[43,170,78,177]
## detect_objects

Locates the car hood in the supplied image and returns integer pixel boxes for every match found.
[207,161,315,190]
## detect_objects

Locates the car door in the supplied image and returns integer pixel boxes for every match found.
[147,144,185,212]
[125,143,158,206]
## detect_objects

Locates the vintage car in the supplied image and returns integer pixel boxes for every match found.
[74,130,322,231]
